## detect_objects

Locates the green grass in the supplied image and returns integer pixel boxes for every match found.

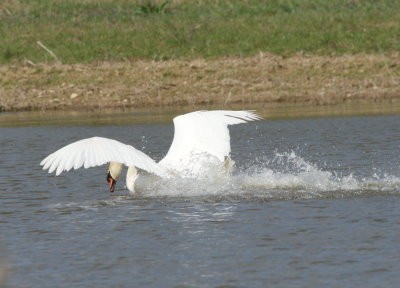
[1,0,399,63]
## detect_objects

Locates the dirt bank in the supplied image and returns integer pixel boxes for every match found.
[0,53,399,112]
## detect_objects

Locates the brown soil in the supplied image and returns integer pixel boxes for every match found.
[1,53,399,112]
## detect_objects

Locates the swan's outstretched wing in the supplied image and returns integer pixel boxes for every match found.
[159,110,262,167]
[40,137,166,177]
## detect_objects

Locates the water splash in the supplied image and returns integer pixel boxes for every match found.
[47,152,400,208]
[137,151,400,200]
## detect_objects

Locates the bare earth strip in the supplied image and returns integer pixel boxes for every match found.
[1,53,399,112]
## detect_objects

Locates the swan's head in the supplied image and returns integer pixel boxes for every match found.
[107,162,123,192]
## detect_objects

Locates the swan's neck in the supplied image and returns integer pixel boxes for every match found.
[126,166,138,193]
[109,162,123,180]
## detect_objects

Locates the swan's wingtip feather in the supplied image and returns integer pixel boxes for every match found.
[221,110,263,124]
[40,154,53,167]
[244,110,263,120]
[42,165,49,172]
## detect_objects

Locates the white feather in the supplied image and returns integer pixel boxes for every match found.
[159,110,261,171]
[40,137,166,177]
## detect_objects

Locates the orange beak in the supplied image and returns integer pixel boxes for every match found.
[107,172,116,193]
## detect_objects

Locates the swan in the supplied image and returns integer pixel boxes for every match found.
[40,110,262,193]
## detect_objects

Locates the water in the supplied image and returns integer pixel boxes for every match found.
[1,113,400,287]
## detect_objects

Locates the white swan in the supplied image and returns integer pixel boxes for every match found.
[40,110,262,193]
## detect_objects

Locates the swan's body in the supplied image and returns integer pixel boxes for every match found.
[40,110,262,193]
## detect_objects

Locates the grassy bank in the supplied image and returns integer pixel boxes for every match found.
[1,54,399,112]
[1,0,399,63]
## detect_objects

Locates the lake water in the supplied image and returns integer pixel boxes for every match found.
[1,109,400,287]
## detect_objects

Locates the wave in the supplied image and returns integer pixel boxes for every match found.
[47,197,135,212]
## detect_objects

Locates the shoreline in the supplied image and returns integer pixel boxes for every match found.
[2,100,400,127]
[1,53,399,113]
